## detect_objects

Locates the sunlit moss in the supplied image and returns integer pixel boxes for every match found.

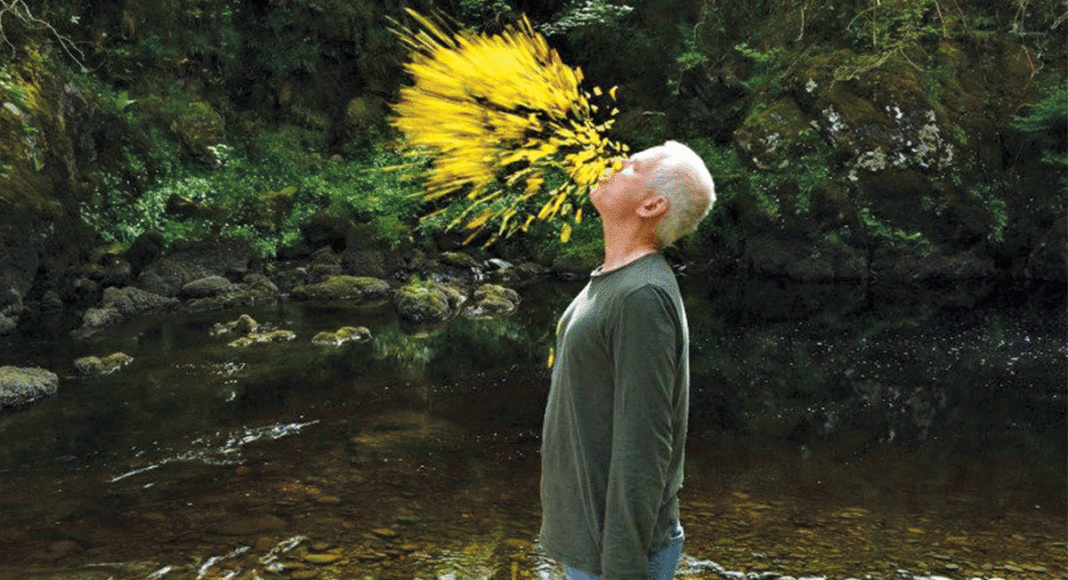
[390,9,629,244]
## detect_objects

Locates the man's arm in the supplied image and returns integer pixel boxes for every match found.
[600,285,681,580]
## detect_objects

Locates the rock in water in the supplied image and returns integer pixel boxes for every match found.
[0,366,59,410]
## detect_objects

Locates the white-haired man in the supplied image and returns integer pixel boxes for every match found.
[540,140,715,580]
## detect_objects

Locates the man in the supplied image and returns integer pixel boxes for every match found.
[540,140,716,580]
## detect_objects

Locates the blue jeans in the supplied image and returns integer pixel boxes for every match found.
[564,522,684,580]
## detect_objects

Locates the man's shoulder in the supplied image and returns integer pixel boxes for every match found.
[618,254,679,293]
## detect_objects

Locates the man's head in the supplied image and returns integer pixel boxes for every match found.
[590,140,715,248]
[645,141,716,248]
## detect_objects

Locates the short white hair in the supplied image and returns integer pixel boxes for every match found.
[646,140,716,248]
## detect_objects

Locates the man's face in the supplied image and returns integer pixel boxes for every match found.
[589,147,664,220]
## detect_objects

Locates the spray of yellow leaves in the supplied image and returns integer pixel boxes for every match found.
[390,9,629,244]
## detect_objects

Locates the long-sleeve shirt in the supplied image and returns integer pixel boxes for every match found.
[540,253,689,580]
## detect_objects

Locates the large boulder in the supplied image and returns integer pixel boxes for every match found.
[0,366,58,410]
[136,238,258,297]
[180,275,237,299]
[728,38,1048,283]
[78,286,179,334]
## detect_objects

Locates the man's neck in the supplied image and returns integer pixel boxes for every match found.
[600,225,659,273]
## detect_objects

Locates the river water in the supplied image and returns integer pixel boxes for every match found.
[0,279,1063,580]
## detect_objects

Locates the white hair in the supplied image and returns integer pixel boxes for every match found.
[646,140,716,248]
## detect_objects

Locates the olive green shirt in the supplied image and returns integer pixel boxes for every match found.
[540,253,689,580]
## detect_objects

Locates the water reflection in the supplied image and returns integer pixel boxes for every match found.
[0,281,1063,578]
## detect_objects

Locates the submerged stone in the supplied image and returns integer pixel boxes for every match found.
[304,553,342,564]
[312,326,371,346]
[73,352,134,376]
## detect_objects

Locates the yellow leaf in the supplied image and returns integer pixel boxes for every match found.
[560,223,572,243]
[391,10,630,245]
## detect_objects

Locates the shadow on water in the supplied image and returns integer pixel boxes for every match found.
[0,280,1063,579]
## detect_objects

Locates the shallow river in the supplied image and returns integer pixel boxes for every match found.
[0,279,1064,580]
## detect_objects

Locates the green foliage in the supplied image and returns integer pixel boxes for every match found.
[540,0,635,36]
[967,180,1009,244]
[1013,82,1068,171]
[735,42,788,97]
[80,134,430,257]
[456,0,516,29]
[845,0,947,52]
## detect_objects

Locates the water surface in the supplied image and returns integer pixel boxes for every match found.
[0,280,1063,579]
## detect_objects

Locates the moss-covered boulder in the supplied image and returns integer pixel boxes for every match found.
[0,366,58,410]
[211,314,260,336]
[462,284,521,319]
[729,35,1053,284]
[290,275,391,303]
[395,280,458,323]
[172,101,225,160]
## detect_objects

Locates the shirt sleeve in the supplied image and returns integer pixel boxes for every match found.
[600,285,681,580]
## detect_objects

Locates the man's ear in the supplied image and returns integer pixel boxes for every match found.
[637,195,669,219]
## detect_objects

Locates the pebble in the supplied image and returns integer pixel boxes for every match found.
[304,553,342,564]
[371,527,398,538]
[291,571,320,579]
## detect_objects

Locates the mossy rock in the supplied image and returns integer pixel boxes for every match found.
[291,275,392,303]
[74,353,134,376]
[312,326,371,346]
[246,185,298,229]
[734,98,812,170]
[463,284,521,318]
[173,101,225,158]
[345,95,387,131]
[0,366,58,410]
[211,314,260,336]
[395,282,452,323]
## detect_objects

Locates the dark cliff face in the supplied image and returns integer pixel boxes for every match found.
[0,50,102,332]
